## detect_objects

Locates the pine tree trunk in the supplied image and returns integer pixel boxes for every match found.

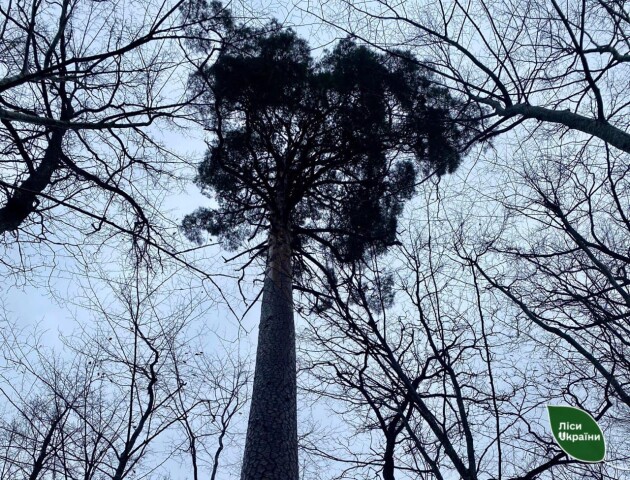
[241,225,298,480]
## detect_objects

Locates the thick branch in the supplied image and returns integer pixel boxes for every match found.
[488,102,630,154]
[0,128,65,234]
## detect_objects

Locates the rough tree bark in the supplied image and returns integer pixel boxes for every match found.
[0,127,65,234]
[241,223,298,480]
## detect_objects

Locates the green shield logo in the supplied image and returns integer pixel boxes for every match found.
[547,405,606,462]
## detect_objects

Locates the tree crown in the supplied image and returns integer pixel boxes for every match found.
[183,15,477,265]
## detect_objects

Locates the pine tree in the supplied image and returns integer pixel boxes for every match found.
[183,12,476,479]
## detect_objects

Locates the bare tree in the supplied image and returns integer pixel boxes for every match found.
[0,265,249,480]
[295,2,630,477]
[296,179,629,479]
[308,0,630,154]
[0,0,231,272]
[451,135,630,473]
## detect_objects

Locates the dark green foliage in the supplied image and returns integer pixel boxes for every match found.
[180,1,234,54]
[183,10,477,264]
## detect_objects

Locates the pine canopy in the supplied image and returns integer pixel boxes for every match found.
[183,20,476,263]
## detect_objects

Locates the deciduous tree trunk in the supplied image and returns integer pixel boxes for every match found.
[241,225,298,480]
[0,128,64,234]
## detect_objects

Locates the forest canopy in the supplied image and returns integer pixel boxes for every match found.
[0,0,629,479]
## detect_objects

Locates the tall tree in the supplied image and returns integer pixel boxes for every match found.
[183,13,476,479]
